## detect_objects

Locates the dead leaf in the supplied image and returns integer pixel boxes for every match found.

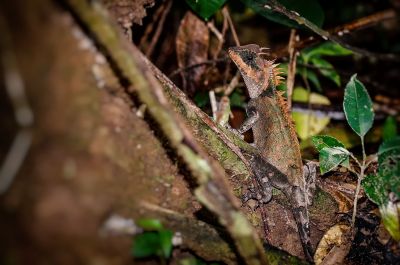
[314,224,352,265]
[176,11,209,96]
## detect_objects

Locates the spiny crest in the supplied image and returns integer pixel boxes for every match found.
[276,90,299,143]
[263,60,284,87]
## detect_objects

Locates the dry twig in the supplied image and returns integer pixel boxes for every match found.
[286,29,298,110]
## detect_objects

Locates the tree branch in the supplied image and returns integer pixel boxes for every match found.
[62,0,270,264]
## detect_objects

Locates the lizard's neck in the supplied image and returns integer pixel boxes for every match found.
[244,73,269,99]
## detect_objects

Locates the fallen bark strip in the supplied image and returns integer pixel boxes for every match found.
[62,0,269,264]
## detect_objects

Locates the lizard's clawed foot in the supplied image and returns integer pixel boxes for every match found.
[224,123,244,140]
[241,187,272,207]
[230,128,244,140]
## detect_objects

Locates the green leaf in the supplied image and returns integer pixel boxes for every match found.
[241,0,324,28]
[310,57,340,86]
[312,135,345,152]
[378,136,400,156]
[300,68,321,91]
[378,137,400,198]
[383,116,398,141]
[132,232,162,258]
[343,74,374,137]
[132,230,173,259]
[319,146,349,174]
[362,174,388,206]
[185,0,227,20]
[159,229,173,258]
[303,42,353,60]
[136,218,164,231]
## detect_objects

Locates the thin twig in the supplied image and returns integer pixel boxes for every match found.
[224,71,240,96]
[207,21,223,43]
[0,14,34,195]
[169,57,228,77]
[301,69,312,137]
[145,0,172,57]
[286,29,298,110]
[139,1,165,48]
[209,90,218,120]
[347,151,363,169]
[209,13,228,60]
[344,143,366,227]
[222,6,240,46]
[269,5,398,60]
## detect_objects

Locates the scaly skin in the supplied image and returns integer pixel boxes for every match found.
[228,44,313,261]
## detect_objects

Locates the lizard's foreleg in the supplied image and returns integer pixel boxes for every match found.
[237,105,259,134]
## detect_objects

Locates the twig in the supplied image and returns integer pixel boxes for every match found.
[169,57,228,77]
[207,21,223,43]
[222,6,240,46]
[145,0,172,58]
[268,5,398,61]
[208,13,228,60]
[0,14,34,195]
[139,1,164,48]
[224,71,240,96]
[209,90,218,120]
[286,29,298,110]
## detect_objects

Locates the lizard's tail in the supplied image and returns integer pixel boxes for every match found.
[288,186,314,262]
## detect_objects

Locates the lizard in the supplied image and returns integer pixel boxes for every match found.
[228,44,316,261]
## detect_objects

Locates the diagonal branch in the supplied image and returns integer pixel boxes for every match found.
[266,1,398,61]
[62,0,270,264]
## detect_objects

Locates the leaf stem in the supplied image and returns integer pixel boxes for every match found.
[351,136,367,227]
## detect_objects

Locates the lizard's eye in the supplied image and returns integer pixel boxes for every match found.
[242,52,255,65]
[244,53,254,62]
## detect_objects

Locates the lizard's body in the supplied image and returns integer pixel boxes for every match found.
[228,44,314,261]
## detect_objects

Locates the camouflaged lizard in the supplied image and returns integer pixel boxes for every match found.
[228,44,316,261]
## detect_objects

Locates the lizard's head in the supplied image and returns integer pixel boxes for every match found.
[228,44,271,98]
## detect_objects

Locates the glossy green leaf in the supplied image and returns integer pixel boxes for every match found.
[136,218,164,231]
[185,0,227,20]
[343,74,374,137]
[303,42,353,60]
[319,146,349,174]
[312,135,345,152]
[240,0,324,28]
[310,57,340,86]
[383,116,398,141]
